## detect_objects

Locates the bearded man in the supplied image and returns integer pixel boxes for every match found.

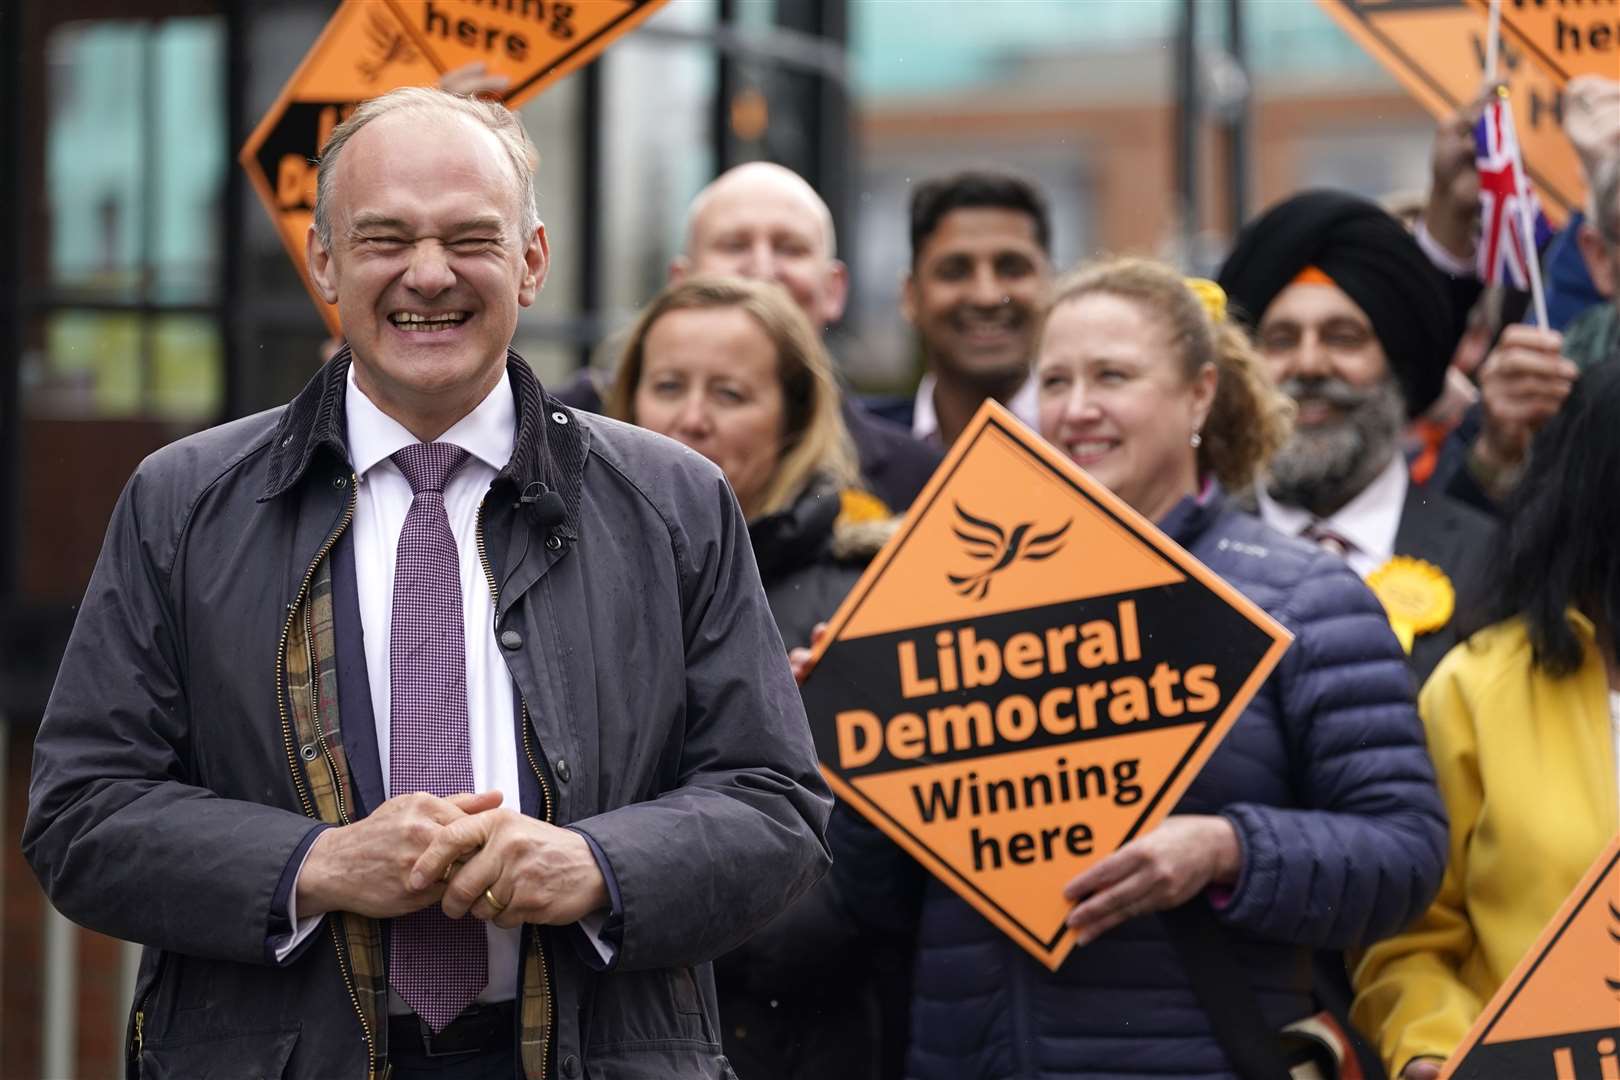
[1218,189,1496,685]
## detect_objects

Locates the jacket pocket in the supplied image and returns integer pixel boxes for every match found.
[583,1045,737,1080]
[586,966,717,1052]
[140,1027,299,1080]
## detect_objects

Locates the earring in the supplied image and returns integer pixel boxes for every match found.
[1190,431,1203,448]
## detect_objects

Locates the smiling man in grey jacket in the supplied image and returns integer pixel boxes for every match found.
[23,87,830,1080]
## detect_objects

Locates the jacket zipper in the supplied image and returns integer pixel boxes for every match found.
[275,474,379,1078]
[476,497,556,1080]
[129,935,170,1071]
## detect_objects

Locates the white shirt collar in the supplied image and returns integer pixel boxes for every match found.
[911,370,1040,444]
[1255,451,1409,576]
[344,365,516,478]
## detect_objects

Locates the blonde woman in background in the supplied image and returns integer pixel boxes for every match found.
[611,274,902,1079]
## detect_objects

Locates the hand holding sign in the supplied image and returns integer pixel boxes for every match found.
[437,60,512,98]
[1061,815,1240,947]
[789,622,831,685]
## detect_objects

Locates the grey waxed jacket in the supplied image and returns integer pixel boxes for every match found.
[23,349,832,1080]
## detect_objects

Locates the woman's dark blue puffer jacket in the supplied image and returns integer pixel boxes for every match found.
[830,489,1449,1080]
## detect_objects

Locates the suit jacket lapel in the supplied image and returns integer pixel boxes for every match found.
[331,528,386,820]
[1393,484,1499,685]
[1394,484,1455,568]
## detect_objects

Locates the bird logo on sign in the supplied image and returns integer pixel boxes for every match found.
[947,503,1071,600]
[1607,901,1620,998]
[356,11,418,84]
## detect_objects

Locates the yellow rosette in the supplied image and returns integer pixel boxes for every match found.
[1366,556,1455,654]
[837,488,890,526]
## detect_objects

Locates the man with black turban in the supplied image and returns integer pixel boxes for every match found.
[1218,188,1495,686]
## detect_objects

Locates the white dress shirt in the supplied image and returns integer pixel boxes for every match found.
[911,370,1040,446]
[347,367,524,1009]
[1254,451,1409,580]
[281,368,610,1005]
[1413,218,1476,279]
[278,369,522,1005]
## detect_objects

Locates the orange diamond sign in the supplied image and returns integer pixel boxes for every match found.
[240,0,667,334]
[1462,0,1620,88]
[1442,837,1620,1079]
[800,402,1293,971]
[1314,0,1583,222]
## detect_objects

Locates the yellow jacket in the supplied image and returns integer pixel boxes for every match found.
[1350,614,1617,1074]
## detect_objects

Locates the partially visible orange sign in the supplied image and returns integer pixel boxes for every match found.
[1441,836,1620,1079]
[240,0,667,334]
[1463,0,1620,87]
[1315,0,1581,222]
[798,401,1293,971]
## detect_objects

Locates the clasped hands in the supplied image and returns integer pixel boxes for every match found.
[295,790,608,930]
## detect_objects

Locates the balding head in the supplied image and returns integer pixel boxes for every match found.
[670,162,848,329]
[314,85,540,249]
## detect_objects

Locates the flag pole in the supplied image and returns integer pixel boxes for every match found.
[1484,0,1502,83]
[1496,88,1549,329]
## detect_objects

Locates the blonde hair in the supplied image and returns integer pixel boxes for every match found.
[609,276,860,519]
[313,86,540,248]
[1041,257,1295,490]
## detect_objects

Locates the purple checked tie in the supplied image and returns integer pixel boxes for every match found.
[388,442,485,1033]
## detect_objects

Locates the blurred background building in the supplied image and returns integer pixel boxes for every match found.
[0,1,1435,1075]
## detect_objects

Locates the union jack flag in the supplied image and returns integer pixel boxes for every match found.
[1474,97,1552,289]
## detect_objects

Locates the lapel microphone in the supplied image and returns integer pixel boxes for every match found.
[519,482,567,530]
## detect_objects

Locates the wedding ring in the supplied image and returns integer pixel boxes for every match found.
[483,888,508,914]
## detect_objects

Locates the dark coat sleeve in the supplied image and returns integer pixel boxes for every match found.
[1216,557,1449,950]
[1432,405,1503,519]
[22,462,322,964]
[571,469,833,972]
[826,801,929,940]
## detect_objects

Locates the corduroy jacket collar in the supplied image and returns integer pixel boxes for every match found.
[257,345,585,540]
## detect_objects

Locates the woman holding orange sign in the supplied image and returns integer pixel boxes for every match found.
[831,258,1447,1080]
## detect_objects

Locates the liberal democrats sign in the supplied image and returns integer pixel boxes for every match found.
[800,401,1292,970]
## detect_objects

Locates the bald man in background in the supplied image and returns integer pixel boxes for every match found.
[558,162,941,516]
[670,162,848,334]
